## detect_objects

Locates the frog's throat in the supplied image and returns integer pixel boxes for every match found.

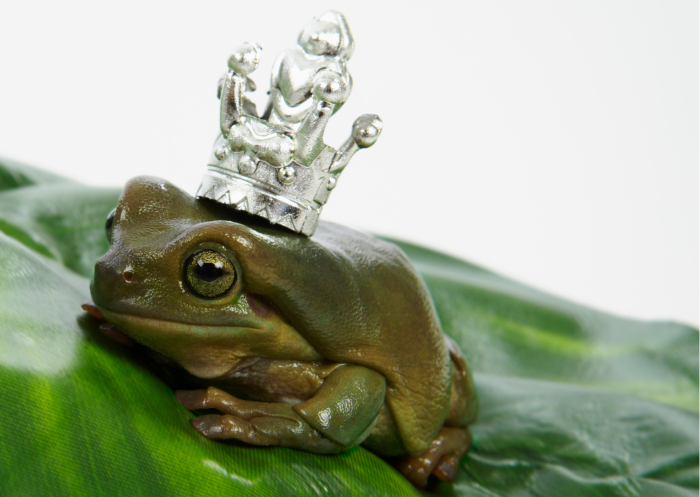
[95,308,264,379]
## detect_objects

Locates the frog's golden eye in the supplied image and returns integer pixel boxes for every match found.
[105,208,116,244]
[184,250,237,299]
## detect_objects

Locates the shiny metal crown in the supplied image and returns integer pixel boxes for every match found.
[197,11,382,236]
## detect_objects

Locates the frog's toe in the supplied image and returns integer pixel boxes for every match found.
[432,453,459,482]
[394,452,438,489]
[191,414,277,444]
[394,427,472,489]
[81,301,136,347]
[176,386,299,420]
[81,301,103,319]
[176,386,246,414]
[191,414,228,438]
[98,323,137,347]
[175,388,210,410]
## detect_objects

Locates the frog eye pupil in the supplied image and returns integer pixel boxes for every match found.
[185,250,236,298]
[194,259,225,282]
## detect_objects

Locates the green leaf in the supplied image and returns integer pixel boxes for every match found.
[0,156,75,191]
[0,161,696,496]
[0,156,120,277]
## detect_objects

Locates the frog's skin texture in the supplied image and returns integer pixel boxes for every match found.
[89,176,478,488]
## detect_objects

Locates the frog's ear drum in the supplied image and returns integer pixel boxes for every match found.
[184,250,237,299]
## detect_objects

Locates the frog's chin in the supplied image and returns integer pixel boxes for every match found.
[85,304,255,380]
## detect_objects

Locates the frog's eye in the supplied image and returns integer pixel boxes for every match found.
[184,250,237,299]
[105,208,116,244]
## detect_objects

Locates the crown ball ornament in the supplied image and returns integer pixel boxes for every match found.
[197,11,382,236]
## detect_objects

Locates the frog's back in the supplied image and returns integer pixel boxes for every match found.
[223,217,473,455]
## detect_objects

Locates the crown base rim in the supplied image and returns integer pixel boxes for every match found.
[197,172,320,236]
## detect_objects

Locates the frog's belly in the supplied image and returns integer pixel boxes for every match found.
[209,357,343,405]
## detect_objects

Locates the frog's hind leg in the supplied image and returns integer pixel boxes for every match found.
[393,427,472,489]
[394,335,477,489]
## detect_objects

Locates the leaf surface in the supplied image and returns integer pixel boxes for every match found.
[0,157,696,496]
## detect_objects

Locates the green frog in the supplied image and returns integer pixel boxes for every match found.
[84,176,478,489]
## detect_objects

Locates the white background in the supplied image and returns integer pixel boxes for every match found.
[0,1,697,326]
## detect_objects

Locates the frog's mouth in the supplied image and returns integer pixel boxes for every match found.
[82,301,137,347]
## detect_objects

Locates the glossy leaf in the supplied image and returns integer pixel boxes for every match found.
[0,157,696,496]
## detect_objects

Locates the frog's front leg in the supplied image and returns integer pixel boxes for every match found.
[175,364,386,454]
[176,388,343,453]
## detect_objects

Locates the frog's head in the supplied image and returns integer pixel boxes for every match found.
[88,176,321,379]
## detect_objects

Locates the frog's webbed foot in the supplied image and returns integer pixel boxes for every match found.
[175,386,343,454]
[393,427,473,489]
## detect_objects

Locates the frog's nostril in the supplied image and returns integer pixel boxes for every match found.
[122,270,134,282]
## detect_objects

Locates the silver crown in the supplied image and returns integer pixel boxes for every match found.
[196,11,382,236]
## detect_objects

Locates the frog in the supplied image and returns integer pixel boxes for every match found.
[84,175,478,489]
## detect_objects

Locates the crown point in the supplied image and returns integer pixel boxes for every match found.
[352,114,383,149]
[278,166,296,185]
[313,70,351,104]
[239,156,257,175]
[214,146,228,160]
[228,42,261,77]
